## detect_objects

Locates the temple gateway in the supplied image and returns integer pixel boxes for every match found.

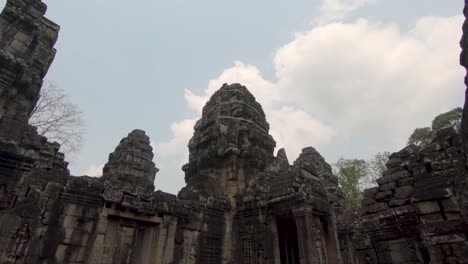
[0,0,467,263]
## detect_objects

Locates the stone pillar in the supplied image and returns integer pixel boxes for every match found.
[137,225,158,263]
[221,207,236,264]
[270,217,282,264]
[154,219,169,263]
[86,212,109,264]
[162,216,177,264]
[323,214,342,264]
[292,207,320,264]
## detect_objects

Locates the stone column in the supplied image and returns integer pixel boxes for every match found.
[162,216,177,264]
[269,216,282,264]
[292,207,320,264]
[323,213,342,264]
[137,225,157,263]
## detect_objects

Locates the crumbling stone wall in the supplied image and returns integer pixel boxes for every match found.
[341,5,468,263]
[0,4,344,260]
[2,0,468,263]
[350,128,468,263]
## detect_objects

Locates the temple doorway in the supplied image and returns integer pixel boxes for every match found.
[277,217,300,264]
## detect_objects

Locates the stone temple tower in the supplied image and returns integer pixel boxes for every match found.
[179,83,345,264]
[0,1,346,261]
[1,1,468,263]
[179,83,276,201]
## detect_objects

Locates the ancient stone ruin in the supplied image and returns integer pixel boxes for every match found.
[0,0,467,263]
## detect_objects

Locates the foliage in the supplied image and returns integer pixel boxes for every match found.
[431,107,462,132]
[407,107,462,148]
[361,152,390,189]
[407,127,432,148]
[28,81,85,156]
[335,158,368,208]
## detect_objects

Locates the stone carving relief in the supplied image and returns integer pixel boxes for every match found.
[8,222,31,262]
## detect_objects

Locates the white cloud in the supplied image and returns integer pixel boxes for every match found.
[316,0,376,25]
[155,15,464,194]
[182,61,335,160]
[157,119,196,157]
[84,164,103,177]
[269,107,336,158]
[156,63,335,193]
[274,16,464,144]
[153,119,196,192]
[184,61,279,114]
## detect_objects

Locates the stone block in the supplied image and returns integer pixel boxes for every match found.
[7,39,29,54]
[380,182,397,191]
[420,213,444,224]
[441,198,461,213]
[362,196,377,206]
[62,228,75,245]
[367,202,389,214]
[431,161,454,171]
[353,237,373,249]
[394,205,415,216]
[373,229,404,243]
[55,244,68,262]
[375,190,393,201]
[43,182,62,199]
[377,171,410,186]
[425,234,466,246]
[394,186,413,199]
[68,246,87,262]
[363,187,379,197]
[76,220,95,233]
[96,220,108,234]
[414,188,453,202]
[414,201,440,215]
[63,215,78,228]
[389,199,410,207]
[397,177,414,187]
[445,213,463,220]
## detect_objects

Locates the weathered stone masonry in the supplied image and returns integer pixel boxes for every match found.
[0,1,346,263]
[0,0,468,263]
[347,129,468,263]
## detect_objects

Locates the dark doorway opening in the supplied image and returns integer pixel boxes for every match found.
[277,217,300,264]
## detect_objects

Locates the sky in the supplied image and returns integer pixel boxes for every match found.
[1,0,464,194]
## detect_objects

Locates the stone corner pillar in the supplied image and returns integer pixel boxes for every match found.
[292,206,320,264]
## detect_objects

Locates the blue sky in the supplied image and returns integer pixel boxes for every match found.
[2,0,463,194]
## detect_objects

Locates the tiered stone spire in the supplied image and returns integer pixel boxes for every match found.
[179,83,276,199]
[102,129,158,192]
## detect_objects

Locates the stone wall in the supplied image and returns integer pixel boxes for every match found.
[1,0,467,263]
[350,128,468,263]
[0,14,345,262]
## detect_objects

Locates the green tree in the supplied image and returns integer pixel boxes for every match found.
[334,158,368,208]
[407,127,432,148]
[432,107,462,132]
[361,152,390,189]
[407,107,462,148]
